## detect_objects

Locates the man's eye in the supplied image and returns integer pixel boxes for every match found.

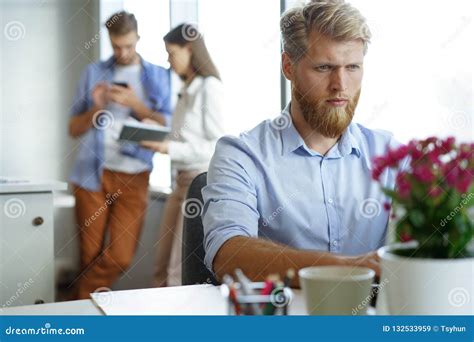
[347,64,360,70]
[315,65,331,72]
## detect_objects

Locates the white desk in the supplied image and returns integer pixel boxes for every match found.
[0,285,308,315]
[0,284,379,315]
[0,299,101,315]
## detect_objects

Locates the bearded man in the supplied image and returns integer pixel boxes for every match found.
[201,0,401,286]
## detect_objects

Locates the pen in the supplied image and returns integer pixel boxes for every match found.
[235,269,262,315]
[282,269,295,315]
[283,268,295,288]
[222,274,241,315]
[261,278,276,315]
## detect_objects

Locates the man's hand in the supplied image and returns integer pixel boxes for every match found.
[92,82,109,109]
[345,251,381,277]
[108,87,167,125]
[140,140,169,154]
[141,118,161,126]
[108,84,141,109]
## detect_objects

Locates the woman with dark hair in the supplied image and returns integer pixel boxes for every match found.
[141,23,225,287]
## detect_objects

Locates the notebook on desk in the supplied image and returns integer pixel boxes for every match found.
[90,284,227,315]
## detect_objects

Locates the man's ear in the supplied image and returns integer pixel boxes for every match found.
[281,52,294,81]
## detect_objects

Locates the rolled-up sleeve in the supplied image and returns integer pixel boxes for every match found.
[152,68,172,125]
[201,135,260,273]
[70,65,91,117]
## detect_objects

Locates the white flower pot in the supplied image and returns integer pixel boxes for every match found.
[377,245,474,315]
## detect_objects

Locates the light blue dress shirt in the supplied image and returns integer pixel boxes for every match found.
[202,103,402,273]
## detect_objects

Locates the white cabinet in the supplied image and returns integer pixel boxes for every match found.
[0,180,67,307]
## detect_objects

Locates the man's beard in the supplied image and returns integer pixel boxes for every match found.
[116,53,138,65]
[293,83,360,138]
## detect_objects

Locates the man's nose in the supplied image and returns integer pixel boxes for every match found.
[330,68,347,92]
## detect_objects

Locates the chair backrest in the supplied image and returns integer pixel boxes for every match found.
[181,172,219,285]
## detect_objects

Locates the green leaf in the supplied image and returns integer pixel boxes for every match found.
[408,209,425,228]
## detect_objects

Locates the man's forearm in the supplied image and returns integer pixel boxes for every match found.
[212,236,349,287]
[68,105,101,138]
[132,101,167,126]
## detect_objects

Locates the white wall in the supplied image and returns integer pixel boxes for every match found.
[0,0,100,287]
[1,0,100,181]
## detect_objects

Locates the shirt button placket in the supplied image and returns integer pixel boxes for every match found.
[323,159,340,253]
[321,158,334,252]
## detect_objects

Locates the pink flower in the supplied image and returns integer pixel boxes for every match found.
[428,186,443,198]
[373,145,411,181]
[385,150,398,168]
[400,231,413,242]
[441,136,455,151]
[396,173,411,198]
[458,143,473,159]
[459,150,470,159]
[445,165,460,188]
[371,156,387,181]
[372,168,382,181]
[455,170,472,194]
[391,145,409,163]
[408,140,423,160]
[413,164,435,183]
[427,149,442,165]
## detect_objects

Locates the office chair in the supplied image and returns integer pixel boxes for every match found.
[181,172,219,285]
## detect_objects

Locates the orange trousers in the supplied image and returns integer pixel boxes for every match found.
[73,169,150,299]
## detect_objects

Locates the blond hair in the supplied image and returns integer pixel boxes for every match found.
[281,0,371,61]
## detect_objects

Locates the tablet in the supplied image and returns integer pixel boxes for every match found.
[119,121,171,143]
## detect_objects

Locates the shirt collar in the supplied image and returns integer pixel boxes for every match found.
[101,55,154,90]
[327,125,362,159]
[279,102,361,159]
[280,103,306,155]
[101,55,151,72]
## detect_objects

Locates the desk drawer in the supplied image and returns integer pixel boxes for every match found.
[0,192,55,307]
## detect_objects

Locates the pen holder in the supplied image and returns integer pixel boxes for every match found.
[221,281,293,315]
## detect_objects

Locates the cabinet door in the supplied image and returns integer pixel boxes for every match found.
[0,192,55,307]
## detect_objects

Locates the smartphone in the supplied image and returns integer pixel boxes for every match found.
[112,81,129,88]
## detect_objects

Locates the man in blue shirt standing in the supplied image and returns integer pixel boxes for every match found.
[68,11,171,298]
[202,0,401,286]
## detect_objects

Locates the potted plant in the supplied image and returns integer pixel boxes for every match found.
[373,136,473,314]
